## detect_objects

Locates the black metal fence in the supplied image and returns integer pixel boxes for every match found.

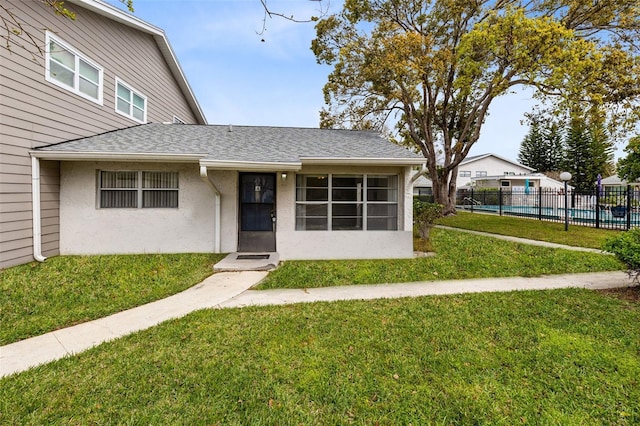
[455,186,640,230]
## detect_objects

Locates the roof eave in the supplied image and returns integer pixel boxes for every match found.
[460,153,534,171]
[300,157,426,166]
[199,160,302,171]
[29,150,205,162]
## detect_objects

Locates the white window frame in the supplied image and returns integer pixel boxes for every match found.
[98,170,178,209]
[460,171,471,177]
[476,171,487,177]
[295,174,398,231]
[45,32,103,104]
[115,78,147,123]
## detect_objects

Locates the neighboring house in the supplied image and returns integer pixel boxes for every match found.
[472,173,566,191]
[32,124,425,260]
[456,153,534,187]
[412,175,433,197]
[0,0,206,268]
[600,174,640,193]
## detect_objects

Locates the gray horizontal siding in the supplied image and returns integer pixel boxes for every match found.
[1,0,202,268]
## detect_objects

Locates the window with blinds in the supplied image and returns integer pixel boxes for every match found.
[99,171,178,208]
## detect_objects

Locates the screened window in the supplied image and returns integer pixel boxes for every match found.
[295,175,328,230]
[460,171,471,177]
[476,171,487,177]
[367,175,398,230]
[115,79,147,123]
[296,174,398,231]
[99,171,178,208]
[45,32,102,103]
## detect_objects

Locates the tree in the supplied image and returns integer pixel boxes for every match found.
[543,122,566,174]
[563,116,592,191]
[311,0,640,214]
[518,119,546,171]
[518,117,564,172]
[563,113,615,191]
[617,136,640,183]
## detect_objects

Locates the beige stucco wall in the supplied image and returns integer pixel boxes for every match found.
[276,165,414,260]
[59,163,415,259]
[59,162,219,254]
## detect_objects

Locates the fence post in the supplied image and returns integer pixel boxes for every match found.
[499,188,503,216]
[470,188,474,213]
[595,187,600,229]
[627,185,632,230]
[538,188,542,221]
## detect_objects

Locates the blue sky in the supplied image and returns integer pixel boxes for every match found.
[108,0,538,161]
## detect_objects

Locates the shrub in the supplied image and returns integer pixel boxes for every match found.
[602,228,640,284]
[414,200,443,240]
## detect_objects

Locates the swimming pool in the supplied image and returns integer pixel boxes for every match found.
[458,204,640,229]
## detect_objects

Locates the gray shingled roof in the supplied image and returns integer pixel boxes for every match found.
[36,123,423,164]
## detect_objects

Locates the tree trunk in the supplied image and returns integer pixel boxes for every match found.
[432,173,457,215]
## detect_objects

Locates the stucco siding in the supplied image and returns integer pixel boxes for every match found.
[276,165,414,260]
[59,162,215,254]
[206,170,239,253]
[0,0,202,267]
[55,162,414,259]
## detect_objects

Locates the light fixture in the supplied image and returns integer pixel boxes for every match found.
[559,172,572,182]
[281,172,288,181]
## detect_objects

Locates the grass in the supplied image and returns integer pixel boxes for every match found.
[257,228,624,289]
[436,211,621,249]
[1,289,638,424]
[0,253,225,345]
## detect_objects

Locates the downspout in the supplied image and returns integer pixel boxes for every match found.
[199,165,221,253]
[31,156,46,262]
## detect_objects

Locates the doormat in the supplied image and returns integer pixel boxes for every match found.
[236,254,271,260]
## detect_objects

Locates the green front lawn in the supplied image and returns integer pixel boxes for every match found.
[0,253,225,345]
[257,228,623,289]
[437,211,620,249]
[1,289,638,424]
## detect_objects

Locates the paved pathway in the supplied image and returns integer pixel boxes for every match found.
[1,237,633,378]
[435,226,609,253]
[0,271,267,378]
[218,271,632,308]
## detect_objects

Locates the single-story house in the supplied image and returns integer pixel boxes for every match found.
[412,175,433,197]
[600,174,640,192]
[31,123,425,260]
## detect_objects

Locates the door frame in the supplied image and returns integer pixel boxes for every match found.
[237,172,276,252]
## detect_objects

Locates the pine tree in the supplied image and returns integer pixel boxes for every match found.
[563,115,615,192]
[543,122,565,173]
[519,119,564,172]
[563,117,592,191]
[518,120,546,171]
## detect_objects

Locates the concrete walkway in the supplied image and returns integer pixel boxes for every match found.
[1,264,634,378]
[436,226,609,253]
[219,271,633,308]
[0,271,267,378]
